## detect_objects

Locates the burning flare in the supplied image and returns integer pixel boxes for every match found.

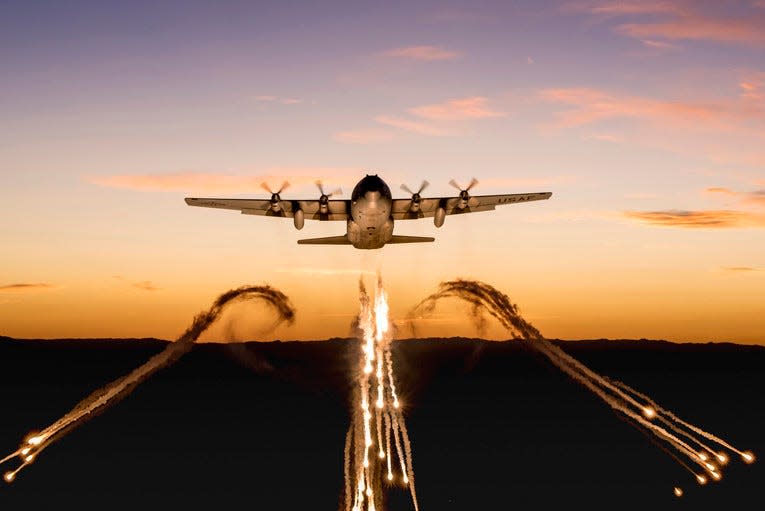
[344,276,419,511]
[1,285,295,483]
[412,279,755,488]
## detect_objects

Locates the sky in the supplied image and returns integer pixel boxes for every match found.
[1,0,764,343]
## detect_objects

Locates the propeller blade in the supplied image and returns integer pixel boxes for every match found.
[466,178,478,191]
[448,179,462,191]
[328,187,342,197]
[277,181,290,194]
[401,183,414,195]
[315,180,326,196]
[260,182,274,194]
[417,180,430,194]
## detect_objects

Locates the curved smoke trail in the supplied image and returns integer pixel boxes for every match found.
[411,279,754,488]
[2,285,295,483]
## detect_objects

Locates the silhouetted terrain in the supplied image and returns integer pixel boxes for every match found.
[0,337,762,510]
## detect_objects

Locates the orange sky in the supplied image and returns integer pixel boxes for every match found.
[1,0,764,344]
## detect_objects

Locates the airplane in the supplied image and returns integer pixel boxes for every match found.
[185,174,552,250]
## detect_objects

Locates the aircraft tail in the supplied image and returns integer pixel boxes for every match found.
[297,236,351,245]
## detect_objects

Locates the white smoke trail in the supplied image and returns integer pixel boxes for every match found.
[2,285,295,483]
[344,424,354,511]
[397,412,419,511]
[411,279,756,486]
[348,275,418,510]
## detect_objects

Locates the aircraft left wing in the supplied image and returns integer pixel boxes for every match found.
[184,197,350,221]
[391,192,552,219]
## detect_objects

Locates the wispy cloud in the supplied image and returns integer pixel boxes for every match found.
[540,87,761,130]
[705,187,765,206]
[640,38,681,51]
[739,72,765,102]
[255,95,302,105]
[627,184,765,229]
[569,1,765,46]
[370,96,505,137]
[583,133,624,143]
[373,115,453,136]
[408,96,506,120]
[380,45,461,61]
[88,168,364,193]
[332,129,394,145]
[0,283,55,293]
[538,82,765,167]
[568,2,682,16]
[113,276,161,291]
[722,266,764,272]
[624,209,765,228]
[617,16,765,45]
[133,281,161,291]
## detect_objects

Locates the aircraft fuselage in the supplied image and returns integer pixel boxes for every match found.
[348,175,394,249]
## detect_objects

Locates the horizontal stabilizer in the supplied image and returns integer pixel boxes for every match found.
[387,235,435,244]
[297,236,351,245]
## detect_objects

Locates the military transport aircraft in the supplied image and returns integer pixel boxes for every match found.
[185,174,552,250]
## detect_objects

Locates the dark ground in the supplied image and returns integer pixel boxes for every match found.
[0,336,762,511]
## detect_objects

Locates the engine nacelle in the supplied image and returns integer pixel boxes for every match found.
[434,207,446,228]
[293,209,304,230]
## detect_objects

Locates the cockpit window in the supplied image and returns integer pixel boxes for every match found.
[351,175,391,200]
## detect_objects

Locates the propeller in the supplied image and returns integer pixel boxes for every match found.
[448,178,478,209]
[316,181,342,213]
[401,180,429,212]
[261,181,290,212]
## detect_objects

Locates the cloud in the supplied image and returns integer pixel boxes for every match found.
[583,133,624,143]
[538,82,765,167]
[640,38,681,50]
[332,129,394,144]
[539,87,762,131]
[624,210,765,228]
[132,281,161,291]
[569,1,765,46]
[722,266,764,272]
[739,72,765,102]
[617,17,765,45]
[255,95,302,105]
[568,2,682,16]
[0,283,55,293]
[113,276,161,292]
[408,96,506,120]
[88,168,364,193]
[380,45,461,61]
[369,96,506,137]
[373,115,453,136]
[705,187,765,206]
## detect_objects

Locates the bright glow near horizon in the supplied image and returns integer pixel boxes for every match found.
[1,1,764,343]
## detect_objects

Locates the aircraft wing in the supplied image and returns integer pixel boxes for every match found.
[184,197,350,220]
[391,192,552,219]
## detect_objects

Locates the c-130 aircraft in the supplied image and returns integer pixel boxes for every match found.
[185,174,552,250]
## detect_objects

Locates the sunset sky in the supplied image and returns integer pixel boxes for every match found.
[1,0,764,343]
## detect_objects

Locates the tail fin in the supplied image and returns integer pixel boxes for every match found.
[387,235,435,244]
[297,236,351,245]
